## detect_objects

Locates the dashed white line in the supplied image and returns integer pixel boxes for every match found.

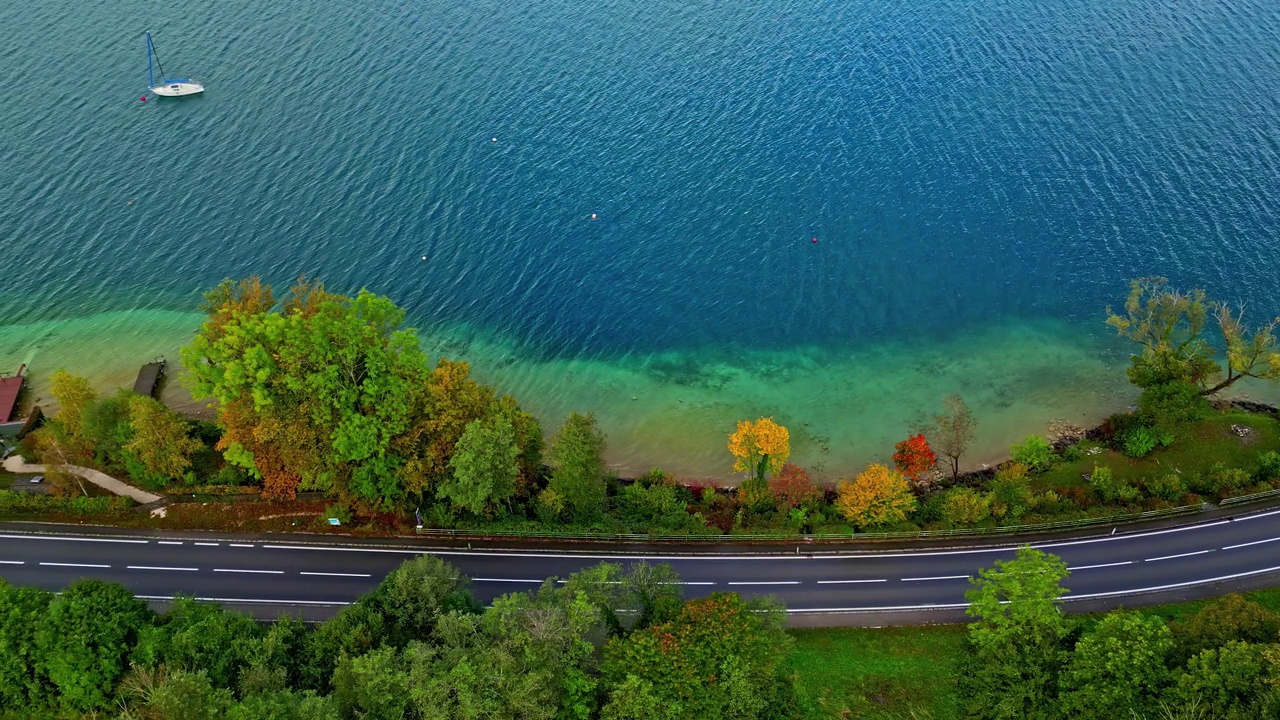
[40,562,109,568]
[0,534,145,545]
[299,572,372,578]
[213,568,283,574]
[1146,550,1211,563]
[228,544,254,548]
[1069,561,1133,571]
[902,575,969,582]
[193,542,219,547]
[1223,537,1280,551]
[134,594,353,607]
[0,560,24,565]
[726,581,801,586]
[128,566,198,572]
[473,578,542,583]
[157,541,183,546]
[815,579,888,584]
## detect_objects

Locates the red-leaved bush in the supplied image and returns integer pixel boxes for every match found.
[769,463,822,510]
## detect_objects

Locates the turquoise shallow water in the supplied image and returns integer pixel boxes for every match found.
[1,0,1278,478]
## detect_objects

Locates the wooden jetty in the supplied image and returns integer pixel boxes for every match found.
[133,358,165,398]
[0,365,25,423]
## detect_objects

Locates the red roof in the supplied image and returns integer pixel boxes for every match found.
[0,365,24,423]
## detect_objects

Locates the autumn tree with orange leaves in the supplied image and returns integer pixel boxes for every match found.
[835,463,917,530]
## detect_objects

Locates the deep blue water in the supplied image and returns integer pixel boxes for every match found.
[2,0,1280,474]
[3,0,1279,354]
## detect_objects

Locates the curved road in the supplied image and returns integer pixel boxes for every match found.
[4,508,1280,626]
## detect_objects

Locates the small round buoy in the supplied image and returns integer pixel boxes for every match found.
[591,213,597,220]
[421,256,427,261]
[140,96,147,102]
[811,237,818,243]
[491,137,498,142]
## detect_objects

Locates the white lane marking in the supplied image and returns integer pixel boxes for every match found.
[1223,537,1280,551]
[902,575,969,582]
[727,581,801,586]
[127,566,198,572]
[134,594,352,606]
[299,571,372,578]
[788,602,971,613]
[658,581,716,586]
[194,542,219,547]
[213,568,283,574]
[0,560,24,565]
[1069,561,1133,571]
[157,541,183,546]
[1064,563,1280,601]
[40,562,109,568]
[1146,550,1212,563]
[473,578,542,583]
[815,579,888,584]
[0,534,146,545]
[229,544,254,548]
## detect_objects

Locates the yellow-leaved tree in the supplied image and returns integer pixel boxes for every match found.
[729,417,791,512]
[835,463,917,530]
[728,417,790,485]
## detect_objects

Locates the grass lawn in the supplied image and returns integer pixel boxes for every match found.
[791,625,967,720]
[789,585,1280,720]
[1035,411,1280,492]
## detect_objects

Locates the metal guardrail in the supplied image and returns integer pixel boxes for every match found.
[1219,487,1280,507]
[415,503,1210,543]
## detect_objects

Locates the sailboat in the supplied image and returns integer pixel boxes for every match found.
[146,31,204,97]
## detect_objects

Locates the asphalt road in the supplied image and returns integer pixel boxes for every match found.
[4,508,1280,626]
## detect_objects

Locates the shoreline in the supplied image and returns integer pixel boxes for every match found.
[0,307,1230,485]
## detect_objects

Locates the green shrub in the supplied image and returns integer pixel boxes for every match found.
[322,504,352,526]
[1256,451,1280,483]
[1122,426,1158,459]
[990,465,1032,520]
[1145,473,1186,502]
[534,488,565,524]
[1090,465,1138,504]
[1011,435,1056,472]
[1194,463,1252,498]
[1138,380,1211,430]
[0,491,132,517]
[614,483,704,534]
[940,487,990,527]
[1061,444,1083,462]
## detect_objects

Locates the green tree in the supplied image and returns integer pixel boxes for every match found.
[1059,611,1174,718]
[133,596,264,689]
[0,580,53,710]
[439,414,519,515]
[35,579,154,711]
[1170,594,1280,665]
[1169,641,1276,718]
[919,394,978,480]
[226,689,341,720]
[1010,435,1055,472]
[601,593,795,720]
[600,674,679,720]
[961,547,1071,719]
[331,645,412,720]
[183,278,431,506]
[1107,277,1280,395]
[548,411,608,521]
[124,394,203,484]
[48,369,97,450]
[360,554,477,649]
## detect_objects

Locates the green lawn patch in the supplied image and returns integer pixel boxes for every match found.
[1036,412,1280,492]
[790,625,967,720]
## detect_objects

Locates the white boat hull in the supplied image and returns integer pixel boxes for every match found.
[152,80,204,97]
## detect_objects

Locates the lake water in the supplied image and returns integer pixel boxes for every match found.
[2,0,1278,479]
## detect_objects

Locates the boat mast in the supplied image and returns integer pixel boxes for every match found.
[146,32,170,85]
[146,32,155,88]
